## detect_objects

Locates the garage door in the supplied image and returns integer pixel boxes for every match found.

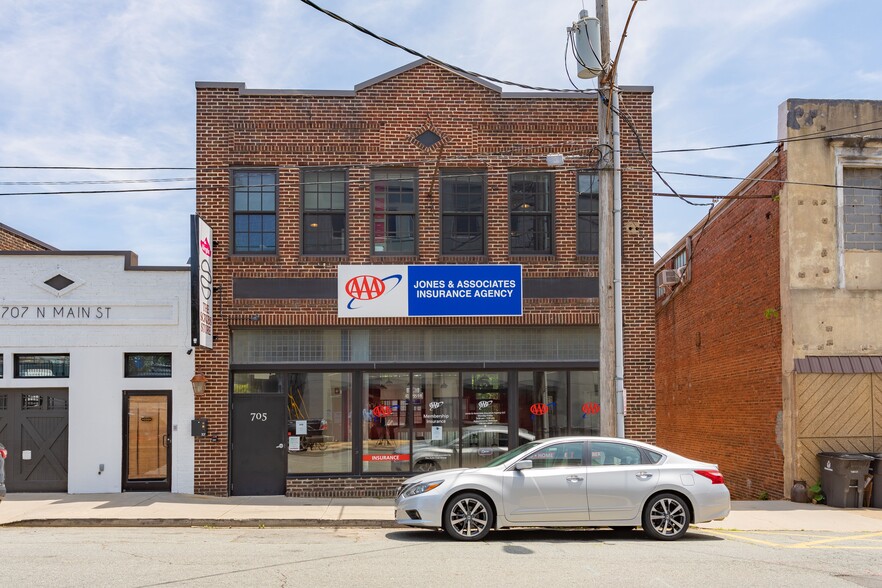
[0,389,69,492]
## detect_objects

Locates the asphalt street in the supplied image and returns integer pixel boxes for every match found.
[1,526,881,587]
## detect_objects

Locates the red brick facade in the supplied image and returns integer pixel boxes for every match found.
[195,61,655,496]
[655,151,786,500]
[0,222,54,251]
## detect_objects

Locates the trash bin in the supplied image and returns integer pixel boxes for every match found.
[816,452,873,508]
[866,453,882,509]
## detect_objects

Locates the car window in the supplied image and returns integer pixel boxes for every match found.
[644,450,664,464]
[525,441,584,469]
[589,442,642,466]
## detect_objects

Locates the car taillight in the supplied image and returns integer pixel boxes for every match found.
[695,469,724,484]
[0,448,7,459]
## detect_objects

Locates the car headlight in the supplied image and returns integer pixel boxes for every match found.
[402,480,444,498]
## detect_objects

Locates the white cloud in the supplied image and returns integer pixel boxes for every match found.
[2,0,880,265]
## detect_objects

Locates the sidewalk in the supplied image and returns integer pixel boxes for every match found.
[1,494,881,531]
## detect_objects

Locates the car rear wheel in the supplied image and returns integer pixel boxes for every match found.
[443,493,493,541]
[642,493,690,541]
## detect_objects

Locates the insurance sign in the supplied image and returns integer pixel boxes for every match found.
[338,265,522,318]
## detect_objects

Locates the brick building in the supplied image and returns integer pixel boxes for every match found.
[655,99,882,501]
[0,222,55,252]
[194,60,655,497]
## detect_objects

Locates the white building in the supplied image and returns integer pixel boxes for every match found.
[0,251,194,493]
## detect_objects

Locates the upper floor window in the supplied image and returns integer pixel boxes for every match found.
[441,170,485,255]
[510,172,553,255]
[372,170,416,255]
[125,353,172,378]
[302,170,347,255]
[673,249,688,270]
[843,167,882,251]
[15,354,70,378]
[232,170,277,254]
[577,172,599,255]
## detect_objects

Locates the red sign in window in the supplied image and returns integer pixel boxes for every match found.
[363,453,409,462]
[582,402,601,415]
[372,405,393,418]
[530,403,549,416]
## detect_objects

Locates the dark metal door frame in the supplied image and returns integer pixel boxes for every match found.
[122,390,172,492]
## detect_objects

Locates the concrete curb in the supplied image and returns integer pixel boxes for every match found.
[1,518,402,529]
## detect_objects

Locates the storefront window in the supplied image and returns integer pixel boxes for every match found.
[570,371,601,435]
[362,373,410,473]
[286,372,352,474]
[518,371,567,441]
[461,371,509,468]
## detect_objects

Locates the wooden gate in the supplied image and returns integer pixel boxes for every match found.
[0,389,69,492]
[795,374,880,486]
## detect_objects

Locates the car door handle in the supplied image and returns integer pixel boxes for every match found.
[635,472,653,480]
[275,443,285,449]
[566,475,584,482]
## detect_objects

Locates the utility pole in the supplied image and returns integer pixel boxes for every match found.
[596,0,617,437]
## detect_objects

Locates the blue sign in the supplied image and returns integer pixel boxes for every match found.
[408,265,522,317]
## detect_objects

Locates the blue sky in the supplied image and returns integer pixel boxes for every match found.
[2,0,881,265]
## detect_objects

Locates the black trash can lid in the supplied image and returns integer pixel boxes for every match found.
[817,452,873,460]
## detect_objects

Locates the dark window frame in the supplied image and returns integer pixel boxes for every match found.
[301,168,349,256]
[124,353,173,378]
[14,354,70,379]
[577,171,599,255]
[440,169,487,256]
[509,170,555,255]
[230,168,279,255]
[371,169,418,256]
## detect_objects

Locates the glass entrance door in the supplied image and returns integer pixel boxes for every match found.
[461,371,510,468]
[123,391,171,491]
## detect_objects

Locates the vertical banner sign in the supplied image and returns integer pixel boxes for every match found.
[190,215,214,348]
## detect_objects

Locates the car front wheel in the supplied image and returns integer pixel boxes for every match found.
[642,493,690,541]
[442,492,493,541]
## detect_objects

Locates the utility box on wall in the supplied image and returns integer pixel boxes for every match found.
[191,418,208,437]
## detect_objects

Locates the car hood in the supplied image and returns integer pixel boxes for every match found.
[402,468,470,486]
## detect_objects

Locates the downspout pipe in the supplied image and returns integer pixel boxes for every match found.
[613,87,626,438]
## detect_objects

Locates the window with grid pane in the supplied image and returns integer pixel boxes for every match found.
[510,172,553,254]
[577,172,599,255]
[441,171,485,255]
[232,170,277,254]
[303,170,347,254]
[843,167,882,251]
[372,170,416,254]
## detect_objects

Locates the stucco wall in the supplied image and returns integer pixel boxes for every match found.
[0,253,194,493]
[778,99,882,490]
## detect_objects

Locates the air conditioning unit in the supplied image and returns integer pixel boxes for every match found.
[658,268,683,286]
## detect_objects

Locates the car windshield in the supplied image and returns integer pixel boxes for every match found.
[481,440,543,468]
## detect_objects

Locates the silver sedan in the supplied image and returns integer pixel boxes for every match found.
[395,436,730,541]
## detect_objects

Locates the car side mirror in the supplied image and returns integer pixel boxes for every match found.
[515,460,533,471]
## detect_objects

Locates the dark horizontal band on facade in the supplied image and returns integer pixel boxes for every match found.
[233,277,599,300]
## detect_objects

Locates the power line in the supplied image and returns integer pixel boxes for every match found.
[0,177,195,186]
[655,169,882,192]
[652,120,882,154]
[0,187,195,196]
[0,165,194,170]
[297,0,596,95]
